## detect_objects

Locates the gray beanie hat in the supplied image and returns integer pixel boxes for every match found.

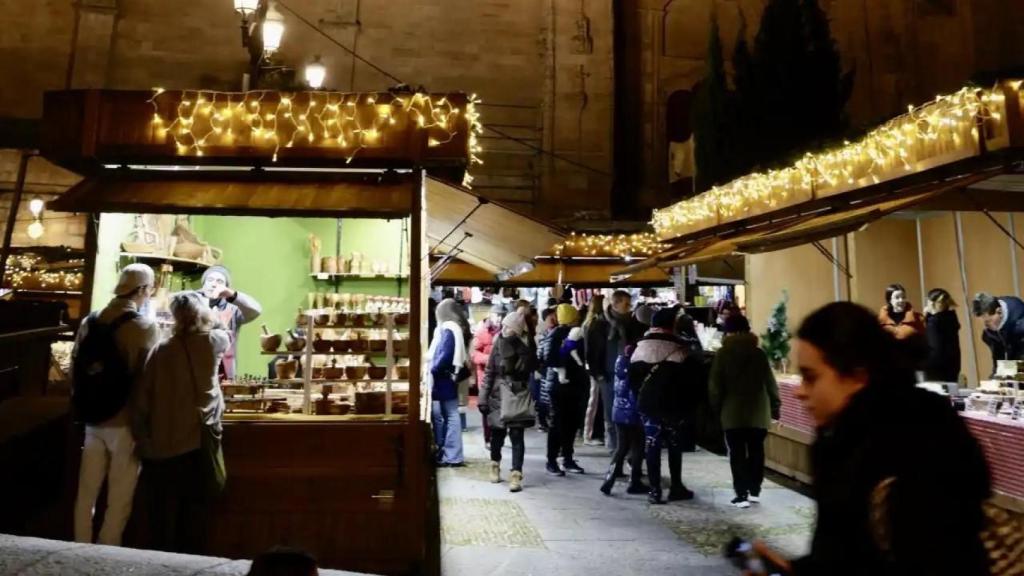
[202,265,232,287]
[634,303,656,327]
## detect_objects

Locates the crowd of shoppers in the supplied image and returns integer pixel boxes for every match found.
[71,263,259,552]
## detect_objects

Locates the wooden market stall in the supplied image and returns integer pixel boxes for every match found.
[627,79,1024,511]
[38,87,487,575]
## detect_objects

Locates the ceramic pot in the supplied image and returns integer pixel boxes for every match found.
[322,256,338,275]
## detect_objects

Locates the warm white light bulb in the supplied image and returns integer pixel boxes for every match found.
[27,220,44,239]
[305,57,326,89]
[234,0,259,15]
[28,197,44,217]
[262,15,285,53]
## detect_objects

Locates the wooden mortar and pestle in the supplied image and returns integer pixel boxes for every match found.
[260,325,282,352]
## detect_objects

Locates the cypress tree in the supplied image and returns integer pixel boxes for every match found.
[691,13,733,193]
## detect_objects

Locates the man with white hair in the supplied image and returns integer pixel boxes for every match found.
[72,263,162,546]
[200,265,262,380]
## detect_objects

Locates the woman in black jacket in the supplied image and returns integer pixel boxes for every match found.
[754,302,991,576]
[923,288,961,383]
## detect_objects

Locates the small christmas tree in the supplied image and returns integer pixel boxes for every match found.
[761,290,791,370]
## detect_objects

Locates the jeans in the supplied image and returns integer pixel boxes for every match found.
[601,374,617,451]
[643,417,685,492]
[143,449,209,554]
[725,428,767,498]
[490,426,526,472]
[432,398,464,464]
[609,423,644,483]
[547,386,583,464]
[74,425,140,546]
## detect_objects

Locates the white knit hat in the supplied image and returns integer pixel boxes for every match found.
[115,263,155,296]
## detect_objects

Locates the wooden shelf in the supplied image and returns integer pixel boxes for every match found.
[120,252,210,273]
[310,324,409,330]
[10,289,84,296]
[310,273,408,280]
[309,379,410,384]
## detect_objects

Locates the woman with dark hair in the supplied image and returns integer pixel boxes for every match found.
[923,288,961,383]
[878,283,924,341]
[753,302,991,576]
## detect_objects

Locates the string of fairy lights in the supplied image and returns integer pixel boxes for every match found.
[3,254,85,292]
[553,232,669,258]
[651,81,1022,240]
[148,88,484,187]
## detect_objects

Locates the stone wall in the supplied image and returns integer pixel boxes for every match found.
[0,0,1020,222]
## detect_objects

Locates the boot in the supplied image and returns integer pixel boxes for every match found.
[509,471,524,493]
[668,483,695,501]
[600,465,617,495]
[626,464,649,494]
[648,487,664,505]
[489,461,501,484]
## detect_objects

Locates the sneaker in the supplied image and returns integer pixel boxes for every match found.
[668,485,695,501]
[563,460,585,474]
[546,462,566,476]
[509,471,523,493]
[748,494,761,504]
[584,439,604,447]
[648,490,665,505]
[626,482,651,495]
[731,496,751,509]
[489,461,501,484]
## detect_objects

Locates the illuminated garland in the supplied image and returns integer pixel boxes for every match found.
[553,232,669,258]
[3,254,85,291]
[651,82,1021,240]
[148,88,484,187]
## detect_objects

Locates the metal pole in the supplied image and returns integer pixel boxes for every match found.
[1009,213,1021,297]
[954,212,979,386]
[0,152,32,286]
[831,236,841,301]
[916,217,926,304]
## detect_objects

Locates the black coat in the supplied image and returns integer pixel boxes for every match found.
[480,334,535,429]
[628,332,700,423]
[980,295,1024,372]
[923,310,961,382]
[584,316,610,378]
[791,386,991,576]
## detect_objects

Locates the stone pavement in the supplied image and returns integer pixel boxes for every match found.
[439,413,815,576]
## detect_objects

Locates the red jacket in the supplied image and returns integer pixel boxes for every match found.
[472,321,499,386]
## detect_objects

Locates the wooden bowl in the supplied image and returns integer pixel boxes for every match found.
[314,313,331,326]
[260,334,282,352]
[348,339,368,353]
[323,366,344,380]
[393,340,409,356]
[369,339,387,352]
[350,314,367,328]
[334,313,348,326]
[367,366,387,379]
[311,366,324,380]
[333,340,353,353]
[313,338,333,353]
[345,365,368,380]
[395,365,410,380]
[285,336,306,352]
[394,313,410,326]
[274,360,298,380]
[371,313,386,327]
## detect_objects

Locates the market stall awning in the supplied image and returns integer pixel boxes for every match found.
[425,177,564,277]
[433,259,673,287]
[48,168,415,217]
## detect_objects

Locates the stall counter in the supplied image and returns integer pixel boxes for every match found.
[773,376,1024,511]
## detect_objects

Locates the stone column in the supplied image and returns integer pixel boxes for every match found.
[66,0,119,89]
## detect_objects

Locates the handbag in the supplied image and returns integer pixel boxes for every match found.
[182,336,227,498]
[871,477,1024,575]
[500,380,536,423]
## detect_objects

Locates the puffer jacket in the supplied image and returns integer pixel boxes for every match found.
[629,331,695,423]
[471,321,499,388]
[537,325,568,409]
[612,349,640,426]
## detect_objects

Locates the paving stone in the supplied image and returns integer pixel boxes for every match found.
[441,497,545,548]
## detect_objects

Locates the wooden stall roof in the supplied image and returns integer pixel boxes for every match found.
[432,260,674,287]
[40,89,473,175]
[425,176,564,276]
[49,168,414,217]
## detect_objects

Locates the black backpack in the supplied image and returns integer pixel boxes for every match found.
[72,311,140,425]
